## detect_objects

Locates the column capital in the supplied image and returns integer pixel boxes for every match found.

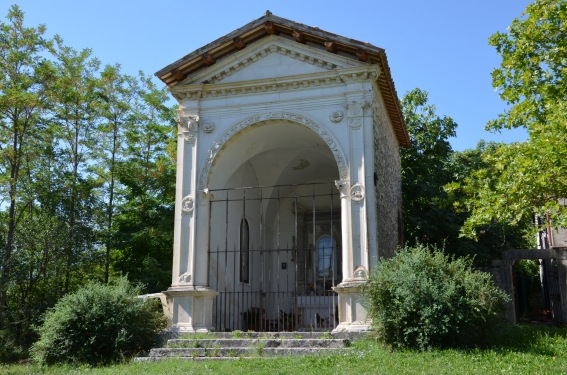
[177,107,200,142]
[335,179,350,198]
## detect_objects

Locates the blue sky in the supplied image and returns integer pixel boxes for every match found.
[1,1,532,151]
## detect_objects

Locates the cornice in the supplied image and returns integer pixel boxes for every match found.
[170,65,381,101]
[182,36,357,86]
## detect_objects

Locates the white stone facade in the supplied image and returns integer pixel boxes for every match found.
[156,13,409,332]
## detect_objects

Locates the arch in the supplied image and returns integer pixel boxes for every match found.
[198,111,348,192]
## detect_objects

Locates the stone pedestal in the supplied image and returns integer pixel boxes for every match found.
[332,280,370,332]
[165,286,218,332]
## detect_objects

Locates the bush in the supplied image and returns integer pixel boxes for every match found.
[31,278,167,366]
[0,329,25,363]
[365,244,509,350]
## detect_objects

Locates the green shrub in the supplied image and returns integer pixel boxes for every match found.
[0,329,25,363]
[365,244,509,350]
[31,278,167,366]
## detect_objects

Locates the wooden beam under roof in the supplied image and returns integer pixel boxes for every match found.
[233,36,246,50]
[292,30,305,44]
[264,21,279,35]
[324,41,337,53]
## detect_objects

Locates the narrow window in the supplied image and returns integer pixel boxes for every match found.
[317,235,333,279]
[240,218,250,283]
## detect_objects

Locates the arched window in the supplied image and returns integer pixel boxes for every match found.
[317,235,333,279]
[240,218,250,283]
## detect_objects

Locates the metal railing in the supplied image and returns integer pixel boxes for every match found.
[207,183,341,332]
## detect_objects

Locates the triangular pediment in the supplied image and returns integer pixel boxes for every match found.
[156,12,411,147]
[180,36,363,85]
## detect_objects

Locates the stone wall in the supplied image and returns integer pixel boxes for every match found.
[372,95,403,260]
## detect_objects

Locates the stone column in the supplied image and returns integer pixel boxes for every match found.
[165,106,217,332]
[332,94,372,332]
[499,260,516,324]
[557,259,567,324]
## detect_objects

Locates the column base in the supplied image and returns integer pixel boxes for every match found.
[332,280,371,333]
[164,286,218,332]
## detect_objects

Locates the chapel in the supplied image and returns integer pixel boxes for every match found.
[155,11,410,332]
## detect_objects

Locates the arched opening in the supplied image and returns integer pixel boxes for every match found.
[207,119,341,331]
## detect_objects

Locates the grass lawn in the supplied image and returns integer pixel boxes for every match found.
[2,325,566,375]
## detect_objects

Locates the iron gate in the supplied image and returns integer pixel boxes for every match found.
[207,183,341,332]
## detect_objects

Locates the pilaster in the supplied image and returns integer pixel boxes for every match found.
[172,106,200,287]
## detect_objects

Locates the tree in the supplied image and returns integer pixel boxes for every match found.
[93,64,137,283]
[400,88,458,248]
[0,4,52,326]
[400,89,531,261]
[459,0,567,236]
[112,73,175,292]
[446,142,532,259]
[49,37,102,293]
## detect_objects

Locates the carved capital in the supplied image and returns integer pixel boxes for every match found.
[335,179,350,198]
[177,108,200,131]
[177,110,199,143]
[347,101,369,117]
[200,188,214,203]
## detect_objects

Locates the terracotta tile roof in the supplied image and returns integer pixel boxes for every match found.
[156,11,410,147]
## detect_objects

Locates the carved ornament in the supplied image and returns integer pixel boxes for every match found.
[329,110,344,123]
[347,101,364,117]
[177,113,199,143]
[203,122,216,134]
[178,273,192,283]
[348,118,363,129]
[350,183,365,202]
[181,195,195,213]
[353,266,368,280]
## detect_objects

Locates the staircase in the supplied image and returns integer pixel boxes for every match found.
[137,331,365,361]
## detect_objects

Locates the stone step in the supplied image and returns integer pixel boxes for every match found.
[159,330,365,341]
[140,331,367,362]
[148,346,344,359]
[166,338,351,349]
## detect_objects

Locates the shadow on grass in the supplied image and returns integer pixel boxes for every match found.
[486,323,567,356]
[357,323,567,357]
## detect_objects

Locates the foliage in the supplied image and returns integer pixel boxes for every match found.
[365,245,509,350]
[400,90,531,262]
[31,278,167,366]
[0,329,24,363]
[445,142,533,258]
[400,88,457,247]
[458,0,567,235]
[0,5,176,356]
[0,3,52,329]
